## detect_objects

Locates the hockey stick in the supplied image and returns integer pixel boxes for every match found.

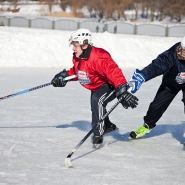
[65,93,124,168]
[0,74,77,101]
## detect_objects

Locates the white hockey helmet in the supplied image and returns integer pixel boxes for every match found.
[181,36,185,49]
[69,28,92,46]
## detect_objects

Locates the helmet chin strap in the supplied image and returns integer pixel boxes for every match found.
[79,44,92,59]
[80,44,90,54]
[79,46,87,57]
[80,43,89,50]
[80,45,84,50]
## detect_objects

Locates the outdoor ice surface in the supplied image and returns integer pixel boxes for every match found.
[0,26,185,184]
[0,68,185,185]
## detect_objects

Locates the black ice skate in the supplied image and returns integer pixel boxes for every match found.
[104,122,118,135]
[92,135,103,144]
[92,135,103,149]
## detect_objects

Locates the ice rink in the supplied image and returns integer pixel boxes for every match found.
[0,68,185,185]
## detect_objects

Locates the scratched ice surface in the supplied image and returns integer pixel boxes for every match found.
[0,27,185,185]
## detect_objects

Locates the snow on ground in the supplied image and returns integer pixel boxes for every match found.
[0,26,181,68]
[0,27,185,184]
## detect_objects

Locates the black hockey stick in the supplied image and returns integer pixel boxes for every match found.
[0,75,77,101]
[65,94,124,168]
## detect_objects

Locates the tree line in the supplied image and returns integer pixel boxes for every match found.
[2,0,185,22]
[58,0,185,22]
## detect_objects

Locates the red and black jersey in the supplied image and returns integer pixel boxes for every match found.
[67,46,127,92]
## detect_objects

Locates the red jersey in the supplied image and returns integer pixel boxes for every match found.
[67,46,127,92]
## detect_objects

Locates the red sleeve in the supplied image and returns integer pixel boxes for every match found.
[94,51,127,88]
[66,66,78,81]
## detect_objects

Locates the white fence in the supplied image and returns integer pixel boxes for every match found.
[0,15,185,37]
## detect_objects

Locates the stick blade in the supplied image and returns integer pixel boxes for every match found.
[65,157,73,168]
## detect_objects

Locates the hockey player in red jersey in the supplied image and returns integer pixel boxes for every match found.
[51,28,138,146]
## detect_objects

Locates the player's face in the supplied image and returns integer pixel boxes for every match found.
[72,42,83,58]
[181,48,185,59]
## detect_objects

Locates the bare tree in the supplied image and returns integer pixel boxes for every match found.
[114,0,132,20]
[60,0,69,11]
[164,0,185,22]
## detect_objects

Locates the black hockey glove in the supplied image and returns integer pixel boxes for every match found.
[115,84,139,109]
[51,69,68,87]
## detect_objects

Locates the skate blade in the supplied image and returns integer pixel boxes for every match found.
[128,135,147,140]
[93,144,102,149]
[128,136,133,140]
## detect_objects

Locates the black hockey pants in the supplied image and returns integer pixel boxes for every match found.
[91,84,115,136]
[144,83,180,129]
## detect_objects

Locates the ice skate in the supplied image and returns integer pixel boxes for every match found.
[92,135,103,149]
[104,122,118,135]
[129,123,152,139]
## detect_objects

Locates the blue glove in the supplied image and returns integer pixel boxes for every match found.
[128,69,146,94]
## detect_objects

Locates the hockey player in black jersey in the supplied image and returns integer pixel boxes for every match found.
[127,36,185,140]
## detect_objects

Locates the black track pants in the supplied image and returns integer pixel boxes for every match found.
[144,84,179,128]
[91,84,115,136]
